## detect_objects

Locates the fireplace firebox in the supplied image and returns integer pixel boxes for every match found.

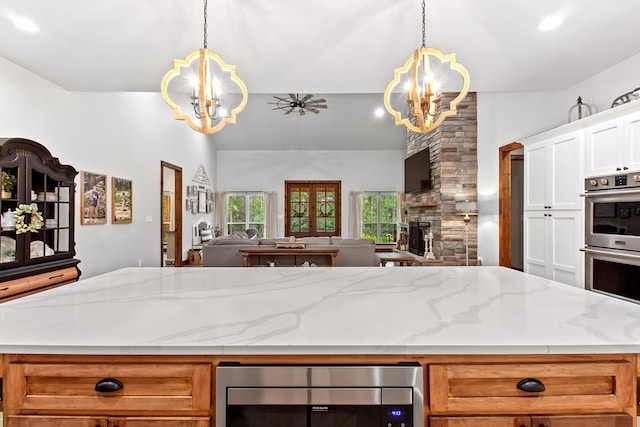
[408,222,430,256]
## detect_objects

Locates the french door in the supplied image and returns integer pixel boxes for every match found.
[285,181,341,238]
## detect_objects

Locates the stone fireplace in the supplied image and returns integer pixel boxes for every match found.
[402,92,478,265]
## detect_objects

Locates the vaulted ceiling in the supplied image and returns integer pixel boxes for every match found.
[1,0,639,94]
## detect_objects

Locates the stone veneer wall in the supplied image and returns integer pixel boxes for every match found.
[403,92,478,265]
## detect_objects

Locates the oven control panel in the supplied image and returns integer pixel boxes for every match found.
[384,405,413,427]
[585,172,640,191]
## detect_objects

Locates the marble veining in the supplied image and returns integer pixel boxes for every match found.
[1,266,640,355]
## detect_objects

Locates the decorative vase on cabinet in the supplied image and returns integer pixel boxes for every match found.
[0,137,80,301]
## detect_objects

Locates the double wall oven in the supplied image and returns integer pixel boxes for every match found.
[584,171,640,303]
[216,364,424,427]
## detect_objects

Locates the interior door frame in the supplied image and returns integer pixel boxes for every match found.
[498,142,524,267]
[160,161,183,267]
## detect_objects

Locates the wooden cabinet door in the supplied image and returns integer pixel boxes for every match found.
[430,416,531,427]
[7,416,210,427]
[108,417,210,427]
[533,414,632,427]
[7,415,106,427]
[431,414,632,427]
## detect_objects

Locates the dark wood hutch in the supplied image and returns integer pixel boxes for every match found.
[0,138,80,301]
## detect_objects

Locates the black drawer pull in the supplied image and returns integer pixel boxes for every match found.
[95,377,124,393]
[48,273,64,280]
[516,377,546,392]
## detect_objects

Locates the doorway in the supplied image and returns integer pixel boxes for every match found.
[498,142,524,269]
[161,161,183,267]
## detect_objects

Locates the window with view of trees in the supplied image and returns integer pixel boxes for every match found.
[226,193,265,237]
[362,192,398,243]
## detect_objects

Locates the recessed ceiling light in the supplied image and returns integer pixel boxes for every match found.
[374,107,385,118]
[538,15,563,31]
[12,17,39,33]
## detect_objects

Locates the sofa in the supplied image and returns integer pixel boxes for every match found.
[202,234,380,267]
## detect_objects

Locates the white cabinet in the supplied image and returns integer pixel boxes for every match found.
[524,131,583,211]
[523,131,583,288]
[524,210,583,288]
[585,111,640,176]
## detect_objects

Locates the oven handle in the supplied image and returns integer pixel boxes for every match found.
[582,247,640,260]
[227,387,413,405]
[583,188,640,198]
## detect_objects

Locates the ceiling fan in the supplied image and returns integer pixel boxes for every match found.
[268,93,328,116]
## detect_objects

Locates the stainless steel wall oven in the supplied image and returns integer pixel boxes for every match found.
[216,364,424,427]
[584,172,640,302]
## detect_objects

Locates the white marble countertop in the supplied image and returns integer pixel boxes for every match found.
[1,266,639,355]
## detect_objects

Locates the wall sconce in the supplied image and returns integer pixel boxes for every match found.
[456,200,477,266]
[161,0,248,134]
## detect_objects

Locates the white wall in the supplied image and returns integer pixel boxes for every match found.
[0,57,216,279]
[217,150,403,237]
[475,53,640,266]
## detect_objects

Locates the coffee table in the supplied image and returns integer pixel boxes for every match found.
[377,251,415,266]
[239,248,339,267]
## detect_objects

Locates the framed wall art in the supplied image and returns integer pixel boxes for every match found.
[80,171,107,225]
[112,177,133,224]
[198,191,207,213]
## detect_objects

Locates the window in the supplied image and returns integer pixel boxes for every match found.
[226,193,265,237]
[362,192,398,243]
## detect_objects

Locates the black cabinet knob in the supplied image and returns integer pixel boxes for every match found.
[94,377,124,393]
[516,377,546,392]
[624,166,629,170]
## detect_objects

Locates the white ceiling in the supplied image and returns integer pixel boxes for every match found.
[1,0,640,94]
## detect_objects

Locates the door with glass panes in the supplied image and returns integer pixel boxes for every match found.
[285,181,341,238]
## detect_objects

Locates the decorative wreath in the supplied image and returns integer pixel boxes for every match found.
[291,203,308,218]
[14,203,44,234]
[318,202,335,217]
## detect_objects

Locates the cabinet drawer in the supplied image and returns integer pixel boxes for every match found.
[0,266,78,301]
[5,362,212,414]
[429,361,634,414]
[7,415,211,427]
[430,414,632,427]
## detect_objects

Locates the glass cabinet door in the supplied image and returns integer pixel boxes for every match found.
[1,164,20,265]
[27,168,74,263]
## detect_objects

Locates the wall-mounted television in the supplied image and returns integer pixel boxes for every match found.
[404,148,431,193]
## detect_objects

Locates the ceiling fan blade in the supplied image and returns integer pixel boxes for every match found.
[299,108,306,116]
[273,96,288,102]
[308,108,320,113]
[285,106,295,114]
[312,98,326,103]
[300,94,313,103]
[309,104,328,109]
[289,93,298,101]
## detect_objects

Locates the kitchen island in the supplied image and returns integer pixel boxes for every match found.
[1,266,639,426]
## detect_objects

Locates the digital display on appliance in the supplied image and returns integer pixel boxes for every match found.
[615,175,627,186]
[390,410,403,417]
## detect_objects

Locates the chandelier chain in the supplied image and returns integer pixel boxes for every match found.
[421,0,426,48]
[203,0,208,49]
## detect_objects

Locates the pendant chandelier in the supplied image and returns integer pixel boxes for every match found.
[383,0,470,133]
[161,0,248,134]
